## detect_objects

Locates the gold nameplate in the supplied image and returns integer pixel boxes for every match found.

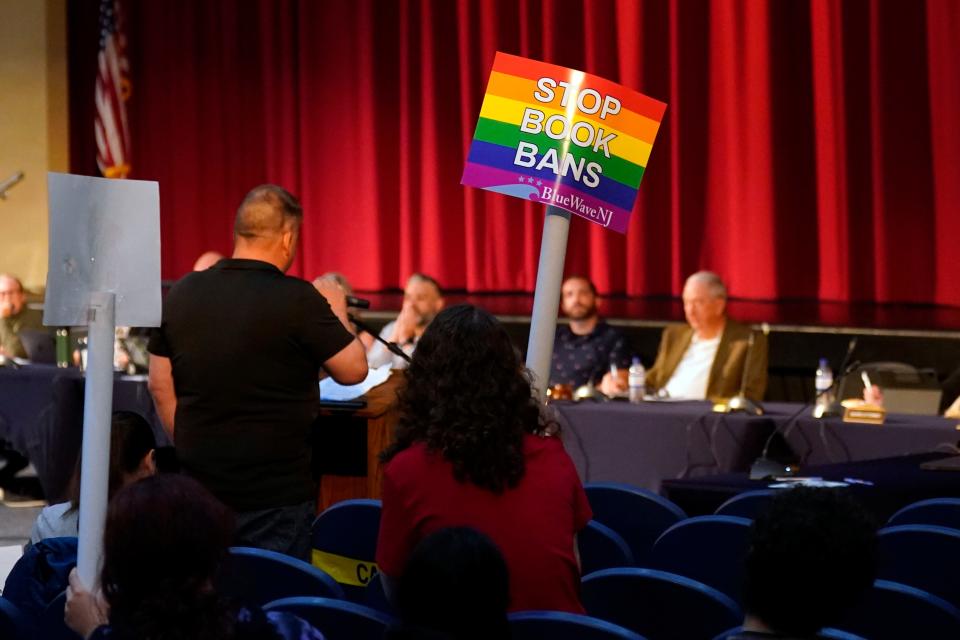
[842,404,886,425]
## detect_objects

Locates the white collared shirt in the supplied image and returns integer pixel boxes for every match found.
[664,333,721,400]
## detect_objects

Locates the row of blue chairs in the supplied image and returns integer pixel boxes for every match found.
[262,598,650,640]
[586,484,960,563]
[586,506,960,612]
[580,568,960,640]
[4,546,351,640]
[309,493,960,611]
[10,564,957,640]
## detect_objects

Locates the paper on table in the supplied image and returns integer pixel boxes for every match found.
[768,477,849,489]
[320,364,393,401]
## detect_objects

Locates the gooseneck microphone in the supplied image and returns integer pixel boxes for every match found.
[720,323,768,416]
[0,171,24,200]
[348,314,412,364]
[725,332,764,415]
[749,336,860,479]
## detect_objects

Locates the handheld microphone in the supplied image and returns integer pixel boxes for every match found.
[0,171,24,200]
[345,296,370,309]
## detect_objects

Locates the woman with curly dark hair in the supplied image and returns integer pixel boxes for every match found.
[64,474,323,640]
[375,304,592,614]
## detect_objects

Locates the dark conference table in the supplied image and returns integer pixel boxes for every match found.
[0,364,165,501]
[554,400,960,492]
[661,452,960,521]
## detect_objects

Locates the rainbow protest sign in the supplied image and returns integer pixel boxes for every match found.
[462,52,666,233]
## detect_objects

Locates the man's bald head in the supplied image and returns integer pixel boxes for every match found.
[232,185,303,272]
[0,274,26,318]
[234,185,302,240]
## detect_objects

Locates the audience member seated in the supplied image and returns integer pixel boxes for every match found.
[65,474,325,640]
[375,304,592,614]
[385,527,510,640]
[367,273,444,370]
[0,273,44,359]
[549,276,632,396]
[729,487,877,639]
[30,411,157,545]
[313,272,375,351]
[646,271,768,402]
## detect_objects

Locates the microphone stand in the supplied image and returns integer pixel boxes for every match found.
[748,341,861,479]
[349,314,412,365]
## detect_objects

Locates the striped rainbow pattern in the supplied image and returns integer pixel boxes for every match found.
[462,52,666,233]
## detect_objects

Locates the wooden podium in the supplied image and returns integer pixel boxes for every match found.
[315,371,403,512]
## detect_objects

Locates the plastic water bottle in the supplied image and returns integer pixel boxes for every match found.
[815,358,833,409]
[628,357,646,404]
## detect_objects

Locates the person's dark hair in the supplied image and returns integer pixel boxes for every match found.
[100,474,251,640]
[393,527,510,640]
[380,304,552,493]
[742,487,877,637]
[563,275,597,296]
[408,272,443,297]
[67,411,156,511]
[234,184,302,239]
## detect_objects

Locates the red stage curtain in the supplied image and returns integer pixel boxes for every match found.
[66,0,960,305]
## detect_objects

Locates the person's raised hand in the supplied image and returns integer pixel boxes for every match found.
[313,277,348,320]
[392,302,419,345]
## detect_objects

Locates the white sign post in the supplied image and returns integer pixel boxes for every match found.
[45,172,161,587]
[524,207,571,398]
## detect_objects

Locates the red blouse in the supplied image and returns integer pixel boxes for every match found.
[376,433,592,613]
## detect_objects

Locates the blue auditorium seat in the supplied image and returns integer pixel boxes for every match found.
[311,498,382,602]
[264,596,396,640]
[509,610,648,640]
[649,515,752,603]
[876,524,960,608]
[887,497,960,531]
[582,567,741,640]
[579,520,635,576]
[713,490,775,520]
[836,579,960,640]
[217,547,344,607]
[584,482,687,565]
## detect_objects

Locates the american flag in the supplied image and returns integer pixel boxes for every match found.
[95,0,131,179]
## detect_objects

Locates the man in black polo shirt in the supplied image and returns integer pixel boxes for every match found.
[147,185,367,559]
[549,276,631,395]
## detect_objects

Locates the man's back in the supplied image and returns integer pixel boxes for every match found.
[149,258,353,510]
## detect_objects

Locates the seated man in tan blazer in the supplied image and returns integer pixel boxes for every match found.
[646,271,768,402]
